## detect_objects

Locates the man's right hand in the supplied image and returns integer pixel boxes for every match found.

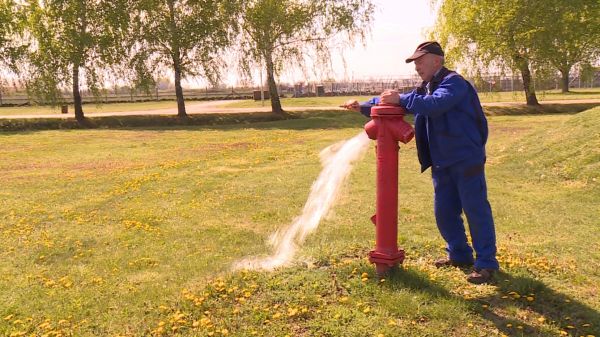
[341,99,360,112]
[380,89,400,105]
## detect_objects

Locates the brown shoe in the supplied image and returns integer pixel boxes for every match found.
[434,257,474,268]
[467,268,495,284]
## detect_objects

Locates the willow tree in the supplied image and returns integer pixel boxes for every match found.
[534,0,600,92]
[0,0,26,70]
[434,0,542,105]
[25,0,130,123]
[239,0,375,114]
[131,0,240,118]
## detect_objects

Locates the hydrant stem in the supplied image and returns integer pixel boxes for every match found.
[364,104,414,277]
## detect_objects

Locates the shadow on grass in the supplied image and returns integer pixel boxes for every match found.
[0,110,369,133]
[485,102,599,116]
[383,267,600,336]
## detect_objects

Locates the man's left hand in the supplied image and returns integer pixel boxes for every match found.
[380,89,400,105]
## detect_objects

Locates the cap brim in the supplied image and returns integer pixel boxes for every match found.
[405,50,427,63]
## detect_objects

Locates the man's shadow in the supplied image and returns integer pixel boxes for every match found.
[381,267,600,336]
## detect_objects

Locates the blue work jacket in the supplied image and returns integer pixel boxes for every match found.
[360,68,488,172]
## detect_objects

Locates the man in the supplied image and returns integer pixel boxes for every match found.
[344,41,499,284]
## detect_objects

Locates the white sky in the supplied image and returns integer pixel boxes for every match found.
[330,0,437,80]
[215,0,437,87]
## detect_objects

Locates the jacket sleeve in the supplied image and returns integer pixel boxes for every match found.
[359,96,381,118]
[399,76,468,118]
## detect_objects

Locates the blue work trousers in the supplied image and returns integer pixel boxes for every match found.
[431,159,499,270]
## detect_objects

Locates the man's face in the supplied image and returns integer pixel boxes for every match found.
[414,54,442,82]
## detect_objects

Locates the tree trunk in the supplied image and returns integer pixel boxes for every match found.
[265,53,283,114]
[517,59,539,106]
[173,61,187,118]
[72,64,85,122]
[167,0,186,118]
[560,68,570,93]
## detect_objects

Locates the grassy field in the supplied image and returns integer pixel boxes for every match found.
[0,88,598,117]
[0,107,599,336]
[0,101,182,116]
[221,88,600,108]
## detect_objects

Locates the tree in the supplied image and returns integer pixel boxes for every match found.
[25,0,130,123]
[534,0,600,93]
[433,0,543,105]
[579,62,597,88]
[0,0,26,71]
[238,0,375,114]
[130,0,240,118]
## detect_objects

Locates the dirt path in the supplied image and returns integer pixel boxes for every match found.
[1,98,599,120]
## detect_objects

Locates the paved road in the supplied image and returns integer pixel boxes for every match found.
[1,98,600,120]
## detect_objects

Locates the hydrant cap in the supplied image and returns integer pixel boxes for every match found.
[370,104,407,117]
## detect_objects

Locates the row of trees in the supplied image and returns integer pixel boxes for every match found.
[0,0,375,122]
[434,0,600,105]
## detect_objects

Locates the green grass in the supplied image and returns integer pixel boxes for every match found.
[1,108,599,336]
[221,88,600,108]
[0,101,184,116]
[1,88,598,116]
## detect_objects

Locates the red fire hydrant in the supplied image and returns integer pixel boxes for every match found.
[364,104,414,276]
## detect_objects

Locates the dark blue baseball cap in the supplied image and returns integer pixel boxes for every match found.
[405,41,445,63]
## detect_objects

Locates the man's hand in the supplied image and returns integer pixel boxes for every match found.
[380,89,400,105]
[341,99,360,112]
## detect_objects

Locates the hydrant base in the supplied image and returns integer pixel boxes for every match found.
[368,249,405,277]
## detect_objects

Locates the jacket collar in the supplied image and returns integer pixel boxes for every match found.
[419,67,452,94]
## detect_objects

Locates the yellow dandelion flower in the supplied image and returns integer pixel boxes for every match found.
[272,313,281,319]
[361,272,369,278]
[339,297,349,303]
[467,323,474,328]
[377,334,385,337]
[363,307,370,314]
[506,323,512,328]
